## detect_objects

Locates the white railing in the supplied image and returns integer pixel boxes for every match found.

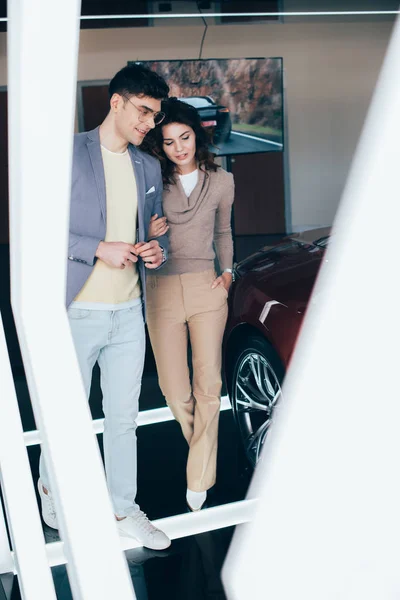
[21,395,232,447]
[3,499,256,575]
[0,10,399,23]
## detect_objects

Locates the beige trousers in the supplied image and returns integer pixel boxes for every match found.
[146,269,228,492]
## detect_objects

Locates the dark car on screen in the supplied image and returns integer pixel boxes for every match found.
[180,96,232,144]
[223,228,331,467]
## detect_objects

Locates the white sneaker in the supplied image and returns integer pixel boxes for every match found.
[186,489,207,512]
[37,478,59,529]
[117,511,171,550]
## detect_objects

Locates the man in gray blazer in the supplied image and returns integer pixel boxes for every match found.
[38,64,171,550]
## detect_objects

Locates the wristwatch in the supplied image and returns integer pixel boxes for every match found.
[159,245,167,264]
[222,268,235,282]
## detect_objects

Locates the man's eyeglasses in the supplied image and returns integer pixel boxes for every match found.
[123,95,165,126]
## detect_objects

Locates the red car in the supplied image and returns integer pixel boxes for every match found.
[224,228,330,466]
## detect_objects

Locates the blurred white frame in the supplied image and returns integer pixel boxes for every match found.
[223,12,400,600]
[6,0,135,597]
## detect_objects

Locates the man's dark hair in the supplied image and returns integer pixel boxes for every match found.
[108,63,169,100]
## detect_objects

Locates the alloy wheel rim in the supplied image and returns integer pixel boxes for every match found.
[234,351,282,466]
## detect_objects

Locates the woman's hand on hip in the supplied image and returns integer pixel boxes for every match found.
[148,214,169,239]
[211,272,232,292]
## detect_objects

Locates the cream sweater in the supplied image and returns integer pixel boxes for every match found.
[74,146,141,303]
[159,167,234,276]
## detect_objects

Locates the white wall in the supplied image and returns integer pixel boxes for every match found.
[0,17,394,230]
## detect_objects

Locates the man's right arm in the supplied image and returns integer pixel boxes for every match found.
[69,233,139,269]
[68,232,103,266]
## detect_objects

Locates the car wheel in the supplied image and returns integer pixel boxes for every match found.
[227,334,284,468]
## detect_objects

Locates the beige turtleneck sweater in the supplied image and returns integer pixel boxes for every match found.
[158,167,234,276]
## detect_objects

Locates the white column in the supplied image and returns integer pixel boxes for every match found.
[0,499,12,576]
[0,314,56,597]
[223,13,400,600]
[7,1,135,598]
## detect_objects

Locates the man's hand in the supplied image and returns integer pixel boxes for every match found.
[211,272,232,292]
[95,241,138,269]
[134,240,163,269]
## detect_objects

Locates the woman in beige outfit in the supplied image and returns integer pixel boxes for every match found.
[145,98,234,511]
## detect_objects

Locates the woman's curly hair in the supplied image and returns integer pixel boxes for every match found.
[142,97,220,187]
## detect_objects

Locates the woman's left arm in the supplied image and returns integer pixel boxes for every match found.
[212,173,235,291]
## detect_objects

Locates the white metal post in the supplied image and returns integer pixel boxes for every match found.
[0,498,12,576]
[223,13,400,600]
[7,1,135,598]
[0,313,56,597]
[0,468,13,578]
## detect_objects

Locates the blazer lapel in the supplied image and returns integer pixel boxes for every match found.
[128,146,146,242]
[86,128,106,222]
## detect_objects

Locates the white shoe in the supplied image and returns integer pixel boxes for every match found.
[186,489,207,512]
[37,478,59,529]
[117,511,171,550]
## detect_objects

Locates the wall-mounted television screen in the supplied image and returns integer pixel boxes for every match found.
[137,57,284,156]
[78,57,284,157]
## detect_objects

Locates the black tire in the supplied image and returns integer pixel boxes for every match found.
[227,334,285,468]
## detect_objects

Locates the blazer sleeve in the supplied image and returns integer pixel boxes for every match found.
[149,164,169,268]
[68,136,103,267]
[68,232,102,267]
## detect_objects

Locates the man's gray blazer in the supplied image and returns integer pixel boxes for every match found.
[66,126,168,316]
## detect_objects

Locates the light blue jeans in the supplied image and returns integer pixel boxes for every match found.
[39,302,145,516]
